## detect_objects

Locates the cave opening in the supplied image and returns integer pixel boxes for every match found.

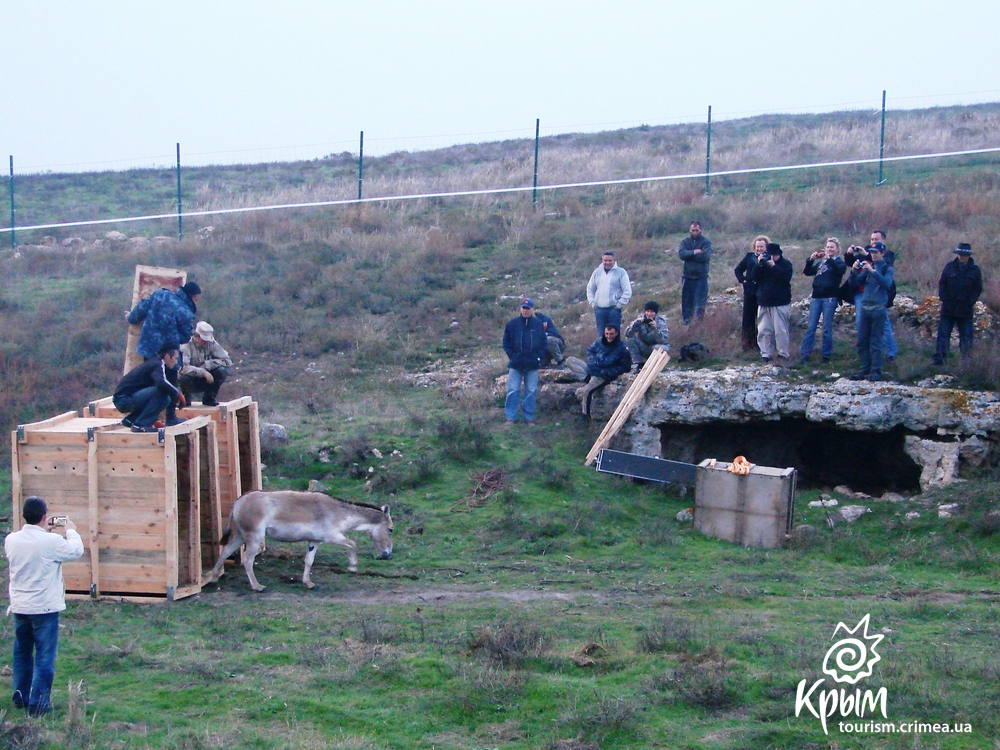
[658,418,923,494]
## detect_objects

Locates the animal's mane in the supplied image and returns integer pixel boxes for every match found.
[329,496,386,513]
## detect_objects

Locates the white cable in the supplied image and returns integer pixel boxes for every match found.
[3,146,999,235]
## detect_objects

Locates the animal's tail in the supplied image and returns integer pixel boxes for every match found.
[219,516,234,546]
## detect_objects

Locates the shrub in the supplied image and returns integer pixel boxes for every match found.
[469,617,549,666]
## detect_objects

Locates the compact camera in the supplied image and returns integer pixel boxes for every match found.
[47,516,68,527]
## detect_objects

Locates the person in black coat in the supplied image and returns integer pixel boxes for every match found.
[577,324,632,415]
[800,237,848,363]
[932,243,983,365]
[734,235,769,351]
[502,298,548,423]
[113,344,184,432]
[749,243,794,362]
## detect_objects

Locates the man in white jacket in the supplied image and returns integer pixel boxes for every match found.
[5,496,84,715]
[586,251,633,336]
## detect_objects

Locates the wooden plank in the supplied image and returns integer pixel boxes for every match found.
[189,430,201,587]
[17,411,79,435]
[201,420,222,571]
[125,265,186,375]
[244,402,262,491]
[88,434,100,595]
[11,431,23,531]
[164,434,179,592]
[227,409,242,515]
[585,349,671,466]
[95,462,166,479]
[17,432,91,447]
[92,533,167,551]
[89,519,167,535]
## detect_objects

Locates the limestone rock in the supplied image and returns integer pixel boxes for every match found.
[790,524,816,539]
[905,511,921,520]
[307,480,329,493]
[838,505,870,523]
[808,498,838,508]
[676,508,693,523]
[904,437,960,491]
[259,422,288,449]
[937,503,959,518]
[879,492,907,503]
[104,230,127,242]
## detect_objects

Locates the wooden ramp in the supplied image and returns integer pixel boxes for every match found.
[585,348,670,466]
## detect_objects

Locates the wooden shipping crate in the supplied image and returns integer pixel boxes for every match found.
[11,413,221,601]
[88,396,262,521]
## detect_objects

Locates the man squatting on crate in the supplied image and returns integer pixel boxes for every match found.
[113,344,184,432]
[5,497,84,715]
[179,321,233,407]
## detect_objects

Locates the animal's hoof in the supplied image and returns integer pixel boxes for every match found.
[252,585,266,592]
[305,581,316,589]
[348,566,358,573]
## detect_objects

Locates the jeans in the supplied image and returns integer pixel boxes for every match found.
[113,386,171,428]
[855,295,896,359]
[934,315,974,362]
[857,305,888,376]
[594,307,622,337]
[13,612,60,713]
[179,366,228,402]
[505,368,539,422]
[741,286,758,350]
[681,276,708,324]
[800,297,838,360]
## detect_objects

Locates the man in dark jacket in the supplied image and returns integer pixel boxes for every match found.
[577,325,632,415]
[113,344,184,432]
[677,221,712,324]
[933,243,983,365]
[750,243,794,363]
[800,238,848,364]
[126,282,201,361]
[533,309,566,367]
[502,298,548,423]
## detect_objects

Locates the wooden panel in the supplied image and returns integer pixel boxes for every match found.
[124,265,186,375]
[11,432,23,530]
[164,434,179,592]
[200,420,222,572]
[88,436,100,594]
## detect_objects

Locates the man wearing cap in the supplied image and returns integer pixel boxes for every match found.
[624,300,669,371]
[848,244,894,381]
[932,243,982,365]
[502,298,548,423]
[677,221,712,324]
[749,243,794,363]
[5,496,84,715]
[126,281,201,361]
[586,251,632,336]
[180,321,233,407]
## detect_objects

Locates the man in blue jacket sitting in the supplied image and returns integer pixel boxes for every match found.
[577,324,632,415]
[502,299,548,424]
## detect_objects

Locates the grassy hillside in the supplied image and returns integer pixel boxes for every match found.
[1,103,999,748]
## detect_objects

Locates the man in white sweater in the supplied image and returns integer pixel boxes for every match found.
[586,251,633,336]
[5,496,84,715]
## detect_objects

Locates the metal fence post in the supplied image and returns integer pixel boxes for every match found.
[705,106,712,196]
[176,143,183,240]
[532,118,540,209]
[358,131,364,200]
[8,156,13,249]
[877,91,887,186]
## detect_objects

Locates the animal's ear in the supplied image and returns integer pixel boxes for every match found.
[381,505,390,516]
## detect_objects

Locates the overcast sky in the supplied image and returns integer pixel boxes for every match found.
[3,0,999,173]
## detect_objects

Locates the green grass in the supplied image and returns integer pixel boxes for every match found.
[1,380,998,748]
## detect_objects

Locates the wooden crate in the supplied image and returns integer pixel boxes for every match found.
[693,460,796,549]
[11,413,220,601]
[88,396,262,521]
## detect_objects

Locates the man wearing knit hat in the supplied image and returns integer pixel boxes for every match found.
[624,300,669,371]
[932,243,983,365]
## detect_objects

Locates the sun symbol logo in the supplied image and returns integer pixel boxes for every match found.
[822,614,884,685]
